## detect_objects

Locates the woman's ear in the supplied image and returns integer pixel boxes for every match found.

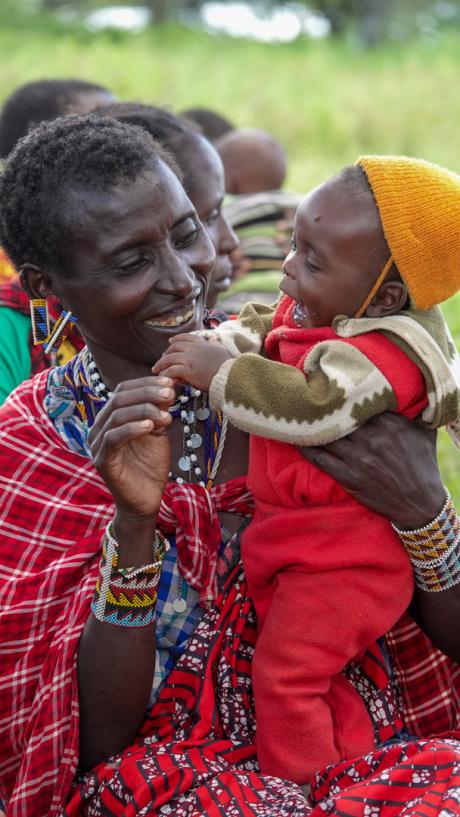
[19,264,53,300]
[365,281,409,319]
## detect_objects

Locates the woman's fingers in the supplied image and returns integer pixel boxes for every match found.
[300,446,354,484]
[92,420,156,467]
[90,402,172,457]
[89,379,175,449]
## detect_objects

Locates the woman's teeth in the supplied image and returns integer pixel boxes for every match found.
[145,305,195,328]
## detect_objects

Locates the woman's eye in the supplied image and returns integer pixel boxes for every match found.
[118,254,150,273]
[204,210,219,227]
[290,235,297,252]
[177,226,199,249]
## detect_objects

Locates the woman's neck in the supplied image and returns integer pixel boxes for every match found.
[85,340,155,393]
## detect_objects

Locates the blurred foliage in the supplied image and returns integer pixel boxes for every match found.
[0,0,459,44]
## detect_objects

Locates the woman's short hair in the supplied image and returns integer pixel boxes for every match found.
[0,114,179,277]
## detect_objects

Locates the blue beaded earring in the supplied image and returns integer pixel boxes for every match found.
[44,309,79,354]
[29,298,50,346]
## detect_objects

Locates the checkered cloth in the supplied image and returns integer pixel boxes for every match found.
[0,372,253,817]
[387,612,460,736]
[2,365,460,817]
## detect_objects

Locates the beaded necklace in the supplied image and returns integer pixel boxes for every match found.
[64,347,227,489]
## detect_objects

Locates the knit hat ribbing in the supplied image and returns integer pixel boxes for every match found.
[356,155,460,310]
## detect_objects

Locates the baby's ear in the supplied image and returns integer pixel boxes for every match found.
[365,281,409,319]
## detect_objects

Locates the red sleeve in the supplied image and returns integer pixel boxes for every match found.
[343,331,428,419]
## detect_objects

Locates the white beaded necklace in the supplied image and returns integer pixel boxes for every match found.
[83,348,228,488]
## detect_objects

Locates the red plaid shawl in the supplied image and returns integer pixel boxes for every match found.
[0,372,252,816]
[1,373,460,817]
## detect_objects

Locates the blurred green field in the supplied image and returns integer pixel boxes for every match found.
[0,17,458,503]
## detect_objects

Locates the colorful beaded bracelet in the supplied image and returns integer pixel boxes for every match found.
[392,491,460,592]
[91,521,170,626]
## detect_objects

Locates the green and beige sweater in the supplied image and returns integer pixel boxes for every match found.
[206,296,460,448]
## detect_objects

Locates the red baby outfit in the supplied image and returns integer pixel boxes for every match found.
[242,297,428,784]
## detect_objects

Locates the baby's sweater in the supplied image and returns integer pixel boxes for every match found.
[208,296,460,447]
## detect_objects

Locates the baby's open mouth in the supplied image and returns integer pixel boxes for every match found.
[292,301,309,326]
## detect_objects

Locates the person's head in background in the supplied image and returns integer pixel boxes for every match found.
[0,78,114,158]
[180,106,234,143]
[96,102,238,309]
[215,127,287,195]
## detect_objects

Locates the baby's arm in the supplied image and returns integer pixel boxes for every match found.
[208,338,403,446]
[206,300,277,357]
[153,300,277,390]
[153,334,234,391]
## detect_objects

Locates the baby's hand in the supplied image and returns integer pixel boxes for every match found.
[152,334,233,391]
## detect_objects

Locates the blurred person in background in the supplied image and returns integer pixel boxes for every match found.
[180,105,235,141]
[0,77,114,402]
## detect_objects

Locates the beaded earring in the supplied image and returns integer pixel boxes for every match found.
[29,298,50,346]
[44,309,79,354]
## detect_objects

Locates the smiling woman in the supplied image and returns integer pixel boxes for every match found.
[45,170,213,376]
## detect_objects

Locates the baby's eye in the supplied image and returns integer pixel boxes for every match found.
[290,235,297,251]
[306,257,321,273]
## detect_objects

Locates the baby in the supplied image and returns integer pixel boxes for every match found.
[155,156,460,785]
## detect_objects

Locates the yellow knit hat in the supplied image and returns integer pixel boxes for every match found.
[356,155,460,310]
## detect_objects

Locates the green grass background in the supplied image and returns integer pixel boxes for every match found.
[0,18,458,503]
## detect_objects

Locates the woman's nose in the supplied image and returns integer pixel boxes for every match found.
[155,255,197,296]
[218,214,238,255]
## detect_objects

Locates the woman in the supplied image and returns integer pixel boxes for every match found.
[0,102,236,405]
[0,115,459,817]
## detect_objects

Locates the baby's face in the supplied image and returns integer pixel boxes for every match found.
[280,178,386,328]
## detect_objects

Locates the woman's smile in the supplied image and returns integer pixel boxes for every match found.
[143,292,200,329]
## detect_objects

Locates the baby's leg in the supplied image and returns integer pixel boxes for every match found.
[253,569,375,784]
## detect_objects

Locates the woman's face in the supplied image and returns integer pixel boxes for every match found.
[183,135,238,309]
[48,161,215,378]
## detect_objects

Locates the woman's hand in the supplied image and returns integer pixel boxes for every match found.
[153,333,233,391]
[88,376,175,522]
[299,413,445,530]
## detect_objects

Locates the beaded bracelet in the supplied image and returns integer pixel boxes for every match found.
[91,521,170,626]
[392,491,460,592]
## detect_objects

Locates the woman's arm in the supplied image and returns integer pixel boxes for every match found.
[77,376,175,770]
[300,413,460,663]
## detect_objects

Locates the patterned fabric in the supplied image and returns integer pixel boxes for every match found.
[0,275,85,374]
[386,614,460,737]
[64,555,460,817]
[209,297,460,446]
[0,372,253,817]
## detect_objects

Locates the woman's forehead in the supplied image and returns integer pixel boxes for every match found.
[65,164,192,240]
